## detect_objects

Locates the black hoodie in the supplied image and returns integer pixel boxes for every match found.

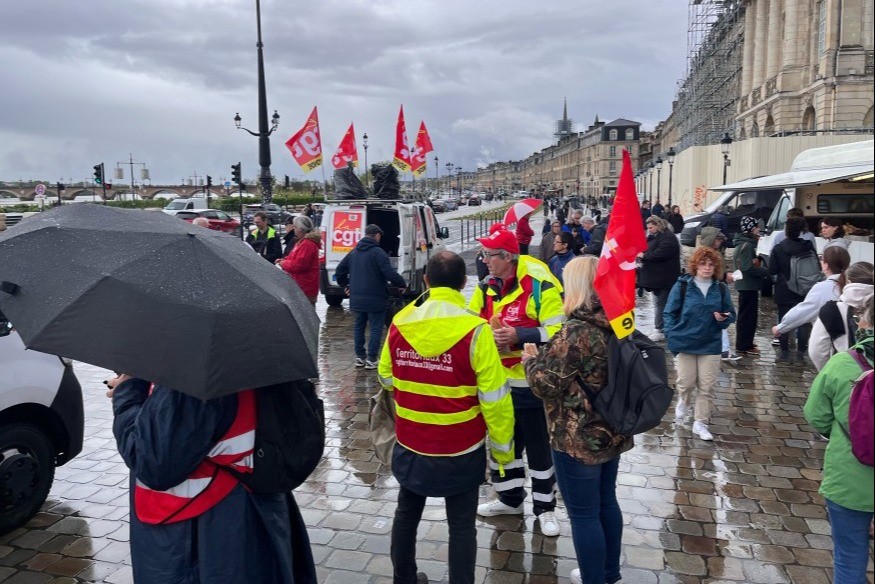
[769,236,816,306]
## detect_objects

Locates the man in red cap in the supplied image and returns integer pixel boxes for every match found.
[468,224,566,537]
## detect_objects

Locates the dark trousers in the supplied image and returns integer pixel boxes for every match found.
[353,310,385,361]
[391,485,478,584]
[489,405,556,515]
[777,303,812,352]
[735,290,759,351]
[652,288,671,332]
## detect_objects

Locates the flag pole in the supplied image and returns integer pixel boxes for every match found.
[320,162,328,199]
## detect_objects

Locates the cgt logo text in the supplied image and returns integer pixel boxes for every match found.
[333,227,362,248]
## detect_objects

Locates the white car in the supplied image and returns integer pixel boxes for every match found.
[0,315,84,533]
[162,197,209,216]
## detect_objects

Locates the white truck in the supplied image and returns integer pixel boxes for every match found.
[712,140,874,265]
[162,197,209,216]
[319,199,449,307]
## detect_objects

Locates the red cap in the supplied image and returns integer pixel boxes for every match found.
[477,228,520,254]
[488,222,505,235]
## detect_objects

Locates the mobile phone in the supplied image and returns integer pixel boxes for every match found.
[721,312,730,316]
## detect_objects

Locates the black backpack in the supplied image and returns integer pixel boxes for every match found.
[230,379,325,493]
[578,330,673,435]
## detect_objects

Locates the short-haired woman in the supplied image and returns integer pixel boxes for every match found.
[277,215,321,304]
[524,256,633,584]
[637,216,681,343]
[804,294,874,584]
[663,246,736,441]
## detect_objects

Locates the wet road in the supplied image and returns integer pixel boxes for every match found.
[2,216,873,583]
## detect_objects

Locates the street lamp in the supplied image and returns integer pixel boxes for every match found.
[647,162,654,203]
[434,156,439,192]
[233,0,280,204]
[721,132,733,184]
[445,162,454,192]
[666,146,676,207]
[655,157,663,205]
[362,132,369,187]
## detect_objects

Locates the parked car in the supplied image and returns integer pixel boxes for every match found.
[242,203,293,227]
[468,194,483,206]
[0,315,84,534]
[679,188,784,247]
[436,196,458,211]
[162,197,209,216]
[176,209,241,234]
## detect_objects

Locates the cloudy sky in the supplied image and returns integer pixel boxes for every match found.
[0,1,689,186]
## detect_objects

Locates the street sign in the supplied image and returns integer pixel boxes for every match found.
[225,181,231,188]
[35,183,46,196]
[35,194,46,210]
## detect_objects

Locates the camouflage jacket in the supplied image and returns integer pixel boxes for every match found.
[524,302,634,464]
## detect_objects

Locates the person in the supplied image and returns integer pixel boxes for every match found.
[303,203,315,218]
[769,216,824,360]
[581,215,607,257]
[651,200,664,219]
[709,206,728,234]
[809,262,874,370]
[772,207,816,247]
[564,212,591,253]
[698,227,738,361]
[732,216,769,355]
[282,216,298,257]
[469,225,565,537]
[246,211,283,264]
[548,231,577,285]
[514,214,534,255]
[378,251,515,584]
[666,205,685,235]
[771,245,851,359]
[192,217,211,228]
[821,217,850,250]
[640,199,652,227]
[277,215,321,304]
[803,294,874,584]
[108,374,316,584]
[637,216,681,343]
[524,256,633,584]
[663,246,737,441]
[539,220,562,263]
[335,224,406,369]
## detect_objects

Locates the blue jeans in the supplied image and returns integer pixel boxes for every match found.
[552,451,623,584]
[353,310,385,361]
[826,498,874,584]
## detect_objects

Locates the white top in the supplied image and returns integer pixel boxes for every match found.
[776,275,841,334]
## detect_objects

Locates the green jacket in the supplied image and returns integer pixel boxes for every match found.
[732,233,768,291]
[803,338,874,512]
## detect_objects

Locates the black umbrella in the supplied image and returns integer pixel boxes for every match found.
[0,204,319,400]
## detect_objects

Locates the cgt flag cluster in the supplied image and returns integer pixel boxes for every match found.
[331,123,358,170]
[410,121,434,177]
[592,149,647,339]
[285,107,323,173]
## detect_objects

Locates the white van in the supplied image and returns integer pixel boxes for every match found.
[319,199,449,307]
[163,197,208,216]
[0,316,84,533]
[713,140,874,264]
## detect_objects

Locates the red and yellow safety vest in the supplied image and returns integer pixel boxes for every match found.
[134,390,256,525]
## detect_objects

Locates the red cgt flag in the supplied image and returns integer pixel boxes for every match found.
[411,121,434,177]
[285,107,323,173]
[331,123,359,170]
[392,105,412,173]
[593,149,647,339]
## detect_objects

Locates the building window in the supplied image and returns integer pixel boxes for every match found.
[625,128,634,140]
[609,161,617,171]
[609,129,618,140]
[609,146,617,157]
[817,1,826,55]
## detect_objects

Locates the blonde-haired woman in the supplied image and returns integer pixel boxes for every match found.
[524,256,633,584]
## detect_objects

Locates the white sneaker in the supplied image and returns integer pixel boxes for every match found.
[692,421,714,441]
[364,360,378,370]
[537,511,560,536]
[570,568,582,584]
[648,330,665,342]
[355,357,365,367]
[674,399,687,422]
[476,499,524,517]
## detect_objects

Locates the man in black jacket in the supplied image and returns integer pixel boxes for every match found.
[637,216,681,342]
[246,212,283,264]
[335,224,406,369]
[582,215,608,257]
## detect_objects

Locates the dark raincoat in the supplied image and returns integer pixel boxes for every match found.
[113,379,316,584]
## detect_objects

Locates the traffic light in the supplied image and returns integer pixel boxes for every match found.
[284,175,290,189]
[93,163,104,185]
[206,175,213,189]
[231,163,242,186]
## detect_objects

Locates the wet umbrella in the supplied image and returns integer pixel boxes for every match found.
[0,204,319,400]
[503,198,542,225]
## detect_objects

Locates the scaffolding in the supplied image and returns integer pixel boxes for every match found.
[674,0,745,150]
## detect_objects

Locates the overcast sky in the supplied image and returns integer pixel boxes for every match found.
[0,1,689,186]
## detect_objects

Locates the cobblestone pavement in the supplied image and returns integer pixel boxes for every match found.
[2,220,874,583]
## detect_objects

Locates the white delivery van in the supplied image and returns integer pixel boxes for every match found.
[712,140,874,264]
[319,199,449,307]
[162,197,209,216]
[0,315,84,533]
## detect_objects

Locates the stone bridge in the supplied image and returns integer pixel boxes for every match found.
[0,183,239,201]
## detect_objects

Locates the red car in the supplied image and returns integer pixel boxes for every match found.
[176,209,240,234]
